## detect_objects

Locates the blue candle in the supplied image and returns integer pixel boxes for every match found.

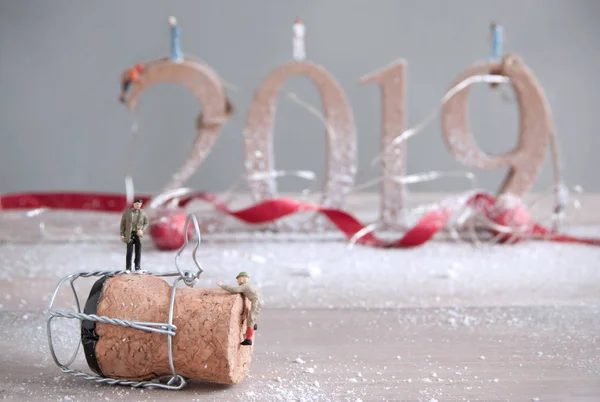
[169,16,184,63]
[489,22,504,62]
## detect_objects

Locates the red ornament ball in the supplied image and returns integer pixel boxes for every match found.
[487,194,531,242]
[149,209,194,251]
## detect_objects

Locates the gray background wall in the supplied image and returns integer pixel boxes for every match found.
[1,0,599,196]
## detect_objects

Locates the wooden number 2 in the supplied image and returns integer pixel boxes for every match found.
[127,58,228,193]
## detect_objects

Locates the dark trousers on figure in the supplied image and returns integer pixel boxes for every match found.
[125,231,141,270]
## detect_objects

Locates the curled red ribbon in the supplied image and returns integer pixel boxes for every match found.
[1,191,598,248]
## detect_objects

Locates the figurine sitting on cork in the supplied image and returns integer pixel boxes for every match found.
[119,199,149,271]
[217,272,263,345]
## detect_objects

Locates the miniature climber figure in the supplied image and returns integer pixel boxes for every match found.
[119,63,146,103]
[217,272,263,346]
[120,199,149,271]
[169,16,184,63]
[489,22,504,63]
[293,18,306,61]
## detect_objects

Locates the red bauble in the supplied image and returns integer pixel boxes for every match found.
[149,209,194,251]
[487,194,531,242]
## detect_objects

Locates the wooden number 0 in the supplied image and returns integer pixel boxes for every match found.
[244,61,358,215]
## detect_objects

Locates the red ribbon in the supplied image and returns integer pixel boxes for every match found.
[0,192,151,213]
[1,191,599,248]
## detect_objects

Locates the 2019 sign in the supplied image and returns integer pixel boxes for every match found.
[126,54,554,229]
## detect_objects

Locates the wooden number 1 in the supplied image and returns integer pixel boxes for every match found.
[361,60,408,229]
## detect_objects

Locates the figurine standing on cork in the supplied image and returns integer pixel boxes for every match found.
[217,272,263,345]
[169,16,184,63]
[120,199,149,271]
[293,18,306,61]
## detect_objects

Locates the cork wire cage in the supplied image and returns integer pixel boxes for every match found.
[46,213,204,390]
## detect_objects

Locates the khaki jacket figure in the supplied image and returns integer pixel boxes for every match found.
[217,272,263,346]
[119,199,149,271]
[120,201,149,243]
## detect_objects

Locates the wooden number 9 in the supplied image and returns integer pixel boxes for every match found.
[441,55,553,196]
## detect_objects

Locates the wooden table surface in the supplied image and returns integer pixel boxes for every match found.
[0,193,599,401]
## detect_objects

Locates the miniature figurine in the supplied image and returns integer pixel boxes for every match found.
[119,63,146,103]
[169,16,184,63]
[217,272,263,346]
[489,22,504,63]
[293,18,306,62]
[120,198,149,271]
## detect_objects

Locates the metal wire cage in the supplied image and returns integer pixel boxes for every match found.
[46,214,204,390]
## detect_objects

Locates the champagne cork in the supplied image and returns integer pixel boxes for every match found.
[81,274,253,384]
